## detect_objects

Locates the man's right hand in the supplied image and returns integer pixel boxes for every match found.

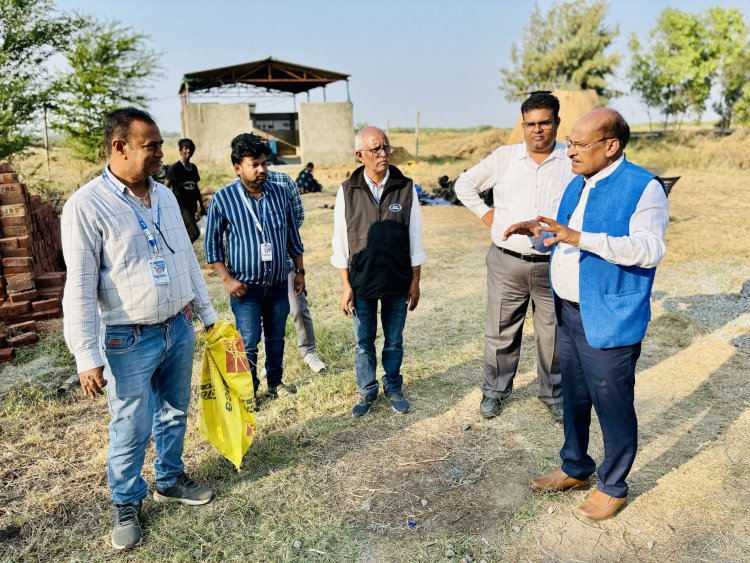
[80,367,106,398]
[481,210,494,228]
[341,286,354,316]
[223,276,248,298]
[503,220,543,240]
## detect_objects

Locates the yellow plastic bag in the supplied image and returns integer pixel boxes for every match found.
[198,320,256,470]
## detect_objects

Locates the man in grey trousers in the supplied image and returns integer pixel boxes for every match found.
[455,92,573,421]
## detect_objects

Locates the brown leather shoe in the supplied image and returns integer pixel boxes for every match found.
[530,468,588,492]
[575,489,627,520]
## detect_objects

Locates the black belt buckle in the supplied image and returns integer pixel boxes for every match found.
[499,246,549,263]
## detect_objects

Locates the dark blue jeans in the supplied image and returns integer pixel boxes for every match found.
[558,300,641,498]
[352,294,408,399]
[231,281,290,390]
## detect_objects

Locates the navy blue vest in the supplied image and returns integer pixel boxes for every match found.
[553,159,664,348]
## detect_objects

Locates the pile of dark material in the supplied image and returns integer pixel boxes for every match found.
[432,175,493,207]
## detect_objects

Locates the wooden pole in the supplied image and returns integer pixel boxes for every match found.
[386,119,390,140]
[415,111,420,159]
[43,106,51,181]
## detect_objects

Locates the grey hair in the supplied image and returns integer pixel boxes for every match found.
[355,126,387,151]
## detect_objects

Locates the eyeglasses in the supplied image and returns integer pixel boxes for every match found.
[360,145,392,156]
[522,119,556,131]
[565,137,613,152]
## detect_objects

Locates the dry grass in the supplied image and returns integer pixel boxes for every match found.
[1,129,750,561]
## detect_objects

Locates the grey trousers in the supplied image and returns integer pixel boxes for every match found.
[288,272,317,357]
[482,244,561,405]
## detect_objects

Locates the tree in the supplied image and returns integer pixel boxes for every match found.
[704,7,749,129]
[628,7,749,129]
[0,0,79,160]
[52,18,161,162]
[500,0,620,101]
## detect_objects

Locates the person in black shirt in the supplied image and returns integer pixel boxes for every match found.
[165,138,205,242]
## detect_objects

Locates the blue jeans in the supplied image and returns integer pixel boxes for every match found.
[103,308,195,506]
[352,294,408,399]
[231,281,290,390]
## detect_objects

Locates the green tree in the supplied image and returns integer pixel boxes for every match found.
[500,0,620,101]
[628,7,749,129]
[0,0,79,160]
[704,7,749,129]
[52,18,161,162]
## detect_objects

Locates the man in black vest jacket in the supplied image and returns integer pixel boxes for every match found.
[331,126,427,417]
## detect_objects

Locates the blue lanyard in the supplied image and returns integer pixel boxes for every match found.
[101,170,161,256]
[236,180,268,243]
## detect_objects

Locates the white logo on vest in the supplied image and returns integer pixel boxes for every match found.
[388,203,403,212]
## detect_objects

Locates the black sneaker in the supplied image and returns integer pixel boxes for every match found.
[351,395,377,417]
[111,502,142,550]
[153,473,214,506]
[480,395,502,418]
[385,391,410,414]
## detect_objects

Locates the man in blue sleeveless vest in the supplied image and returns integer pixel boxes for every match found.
[506,108,669,520]
[331,126,427,417]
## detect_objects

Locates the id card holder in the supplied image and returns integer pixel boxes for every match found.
[149,257,170,285]
[260,242,273,262]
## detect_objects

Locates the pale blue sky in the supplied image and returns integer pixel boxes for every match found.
[55,0,750,132]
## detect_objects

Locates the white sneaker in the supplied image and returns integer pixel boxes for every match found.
[303,351,326,373]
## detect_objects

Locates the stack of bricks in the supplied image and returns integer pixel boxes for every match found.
[0,162,66,361]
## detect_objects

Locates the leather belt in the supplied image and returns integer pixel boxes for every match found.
[498,246,550,263]
[563,299,580,310]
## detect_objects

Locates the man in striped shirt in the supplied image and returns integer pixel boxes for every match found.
[205,133,304,403]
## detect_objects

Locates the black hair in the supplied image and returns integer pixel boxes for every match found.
[230,133,271,165]
[520,91,560,120]
[306,162,314,169]
[178,138,195,151]
[601,110,631,150]
[103,107,156,157]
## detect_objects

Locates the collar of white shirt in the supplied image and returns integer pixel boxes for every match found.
[516,141,568,163]
[585,154,625,186]
[363,168,390,191]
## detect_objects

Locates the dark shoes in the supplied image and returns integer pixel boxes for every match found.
[153,473,215,506]
[352,395,377,417]
[385,391,410,414]
[111,502,142,550]
[546,402,564,422]
[575,489,627,520]
[530,468,589,492]
[480,395,503,418]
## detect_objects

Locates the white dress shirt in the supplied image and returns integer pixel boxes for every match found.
[330,170,427,269]
[551,155,669,303]
[454,141,574,254]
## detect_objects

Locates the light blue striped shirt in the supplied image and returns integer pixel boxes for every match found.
[205,171,304,286]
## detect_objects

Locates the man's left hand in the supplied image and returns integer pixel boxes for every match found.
[293,272,305,295]
[535,215,581,247]
[407,280,420,311]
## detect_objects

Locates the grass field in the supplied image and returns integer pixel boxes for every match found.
[1,129,749,561]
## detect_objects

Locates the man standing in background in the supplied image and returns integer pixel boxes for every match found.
[165,138,205,243]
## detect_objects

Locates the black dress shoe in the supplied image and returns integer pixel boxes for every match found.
[480,395,502,418]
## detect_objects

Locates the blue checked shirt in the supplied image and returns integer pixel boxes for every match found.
[205,171,304,286]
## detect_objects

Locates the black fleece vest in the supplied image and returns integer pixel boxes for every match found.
[342,165,413,299]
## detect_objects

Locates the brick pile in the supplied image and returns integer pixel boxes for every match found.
[0,162,66,362]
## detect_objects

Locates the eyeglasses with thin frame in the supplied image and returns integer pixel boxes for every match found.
[565,137,613,152]
[522,119,556,131]
[359,145,392,156]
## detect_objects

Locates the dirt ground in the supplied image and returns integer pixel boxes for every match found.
[1,135,749,561]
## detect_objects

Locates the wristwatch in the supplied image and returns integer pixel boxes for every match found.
[294,268,305,275]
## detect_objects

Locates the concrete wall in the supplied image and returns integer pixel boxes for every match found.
[181,103,255,164]
[298,102,355,164]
